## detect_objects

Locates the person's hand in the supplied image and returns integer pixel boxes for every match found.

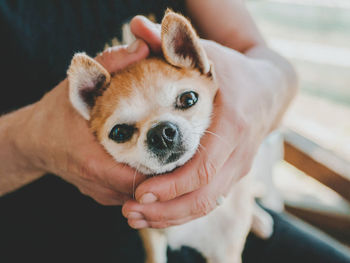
[122,16,288,228]
[13,40,151,205]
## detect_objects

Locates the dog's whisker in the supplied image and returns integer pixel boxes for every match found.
[132,164,141,200]
[191,130,229,150]
[203,130,229,145]
[198,142,209,156]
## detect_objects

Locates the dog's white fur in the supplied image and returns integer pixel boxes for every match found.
[99,79,213,174]
[67,11,273,263]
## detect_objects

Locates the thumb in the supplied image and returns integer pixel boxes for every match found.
[134,92,239,203]
[96,39,150,73]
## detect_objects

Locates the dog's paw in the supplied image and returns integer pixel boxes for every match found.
[251,204,274,239]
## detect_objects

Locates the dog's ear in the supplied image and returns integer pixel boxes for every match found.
[67,53,111,120]
[161,10,211,74]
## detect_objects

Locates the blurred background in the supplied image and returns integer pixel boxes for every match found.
[246,0,350,249]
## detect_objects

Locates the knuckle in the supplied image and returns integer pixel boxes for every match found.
[79,185,121,206]
[241,164,252,178]
[167,181,179,200]
[148,212,166,223]
[98,189,123,206]
[94,196,117,206]
[235,114,248,138]
[104,189,119,200]
[191,196,215,217]
[78,186,90,197]
[96,199,111,206]
[197,160,217,186]
[80,158,97,182]
[81,170,94,182]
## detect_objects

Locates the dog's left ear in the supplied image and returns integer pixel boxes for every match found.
[67,53,111,120]
[161,10,211,75]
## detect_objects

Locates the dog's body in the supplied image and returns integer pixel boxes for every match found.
[141,175,270,263]
[67,11,273,263]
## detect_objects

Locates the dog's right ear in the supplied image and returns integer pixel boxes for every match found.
[161,10,211,75]
[67,53,111,120]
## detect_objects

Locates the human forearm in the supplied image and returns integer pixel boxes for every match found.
[245,45,298,130]
[0,105,44,196]
[186,0,265,53]
[187,0,297,132]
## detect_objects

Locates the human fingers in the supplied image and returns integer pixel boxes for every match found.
[133,91,245,204]
[77,178,131,206]
[130,15,161,53]
[96,39,150,73]
[77,148,147,196]
[123,186,215,229]
[122,159,238,228]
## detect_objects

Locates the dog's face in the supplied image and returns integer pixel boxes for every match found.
[68,11,217,174]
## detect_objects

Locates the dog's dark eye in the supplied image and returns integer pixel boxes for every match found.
[109,124,135,143]
[176,91,198,109]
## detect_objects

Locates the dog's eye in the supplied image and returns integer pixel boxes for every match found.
[109,124,135,143]
[176,91,198,109]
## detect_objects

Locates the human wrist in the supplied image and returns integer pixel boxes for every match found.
[245,45,297,90]
[0,105,45,195]
[12,104,46,173]
[204,40,296,138]
[12,82,69,174]
[245,45,298,130]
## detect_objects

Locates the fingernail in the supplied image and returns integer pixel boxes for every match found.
[127,39,140,53]
[140,193,157,204]
[139,15,154,26]
[127,212,144,220]
[130,220,149,229]
[139,16,161,33]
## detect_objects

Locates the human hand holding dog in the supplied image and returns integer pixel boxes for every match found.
[122,16,296,228]
[0,41,150,204]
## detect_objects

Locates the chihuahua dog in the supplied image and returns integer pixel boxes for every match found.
[67,10,273,263]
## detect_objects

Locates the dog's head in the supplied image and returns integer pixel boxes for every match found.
[67,11,218,174]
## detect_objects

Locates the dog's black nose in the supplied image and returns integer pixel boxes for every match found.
[147,121,179,151]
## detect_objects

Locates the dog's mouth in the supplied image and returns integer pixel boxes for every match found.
[164,151,185,164]
[137,149,187,176]
[146,162,183,177]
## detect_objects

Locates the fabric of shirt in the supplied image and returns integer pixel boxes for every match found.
[0,1,186,262]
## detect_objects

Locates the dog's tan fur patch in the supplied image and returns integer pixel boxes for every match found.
[89,57,215,142]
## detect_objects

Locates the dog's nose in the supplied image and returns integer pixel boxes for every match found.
[147,121,179,151]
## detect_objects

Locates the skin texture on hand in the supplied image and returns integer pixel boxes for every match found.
[122,16,297,229]
[0,40,150,204]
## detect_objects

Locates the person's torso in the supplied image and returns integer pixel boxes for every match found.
[0,1,192,262]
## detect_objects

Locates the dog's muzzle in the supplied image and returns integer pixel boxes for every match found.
[146,121,185,164]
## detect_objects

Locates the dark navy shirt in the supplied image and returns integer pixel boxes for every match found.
[0,1,186,262]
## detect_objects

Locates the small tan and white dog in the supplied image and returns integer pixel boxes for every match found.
[67,10,273,263]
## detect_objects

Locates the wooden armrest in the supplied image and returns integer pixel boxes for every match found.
[283,129,350,203]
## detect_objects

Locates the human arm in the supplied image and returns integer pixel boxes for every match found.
[122,0,297,228]
[0,41,150,204]
[0,105,45,196]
